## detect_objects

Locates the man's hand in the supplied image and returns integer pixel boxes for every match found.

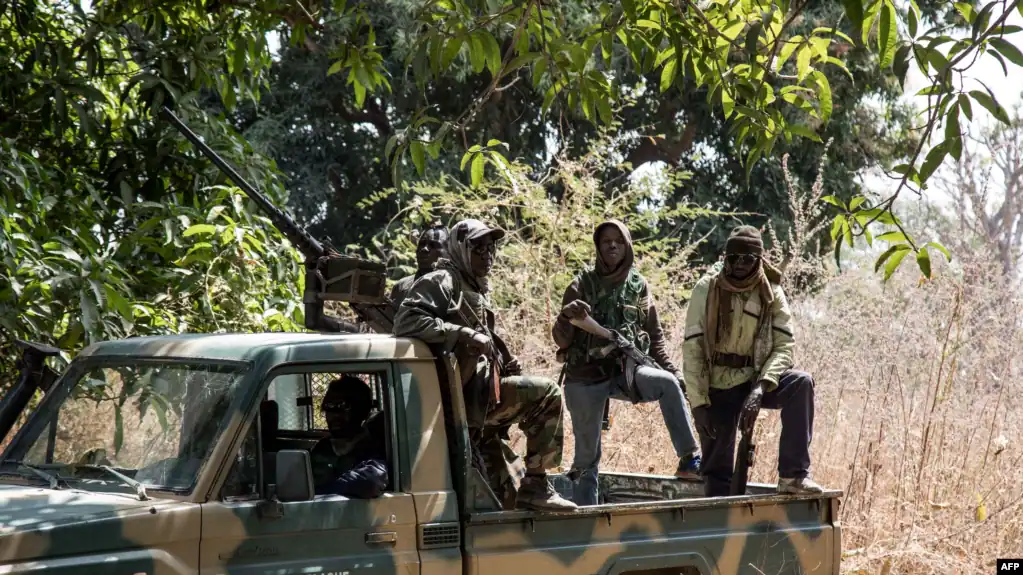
[738,381,764,434]
[503,355,523,376]
[692,405,715,440]
[561,299,592,320]
[459,328,491,356]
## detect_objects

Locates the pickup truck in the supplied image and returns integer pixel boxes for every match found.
[0,331,843,574]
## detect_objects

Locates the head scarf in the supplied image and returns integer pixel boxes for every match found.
[435,218,505,294]
[593,220,635,287]
[704,225,782,358]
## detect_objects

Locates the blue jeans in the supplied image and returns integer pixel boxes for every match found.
[563,366,700,506]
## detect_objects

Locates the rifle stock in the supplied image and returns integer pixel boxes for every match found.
[161,106,394,334]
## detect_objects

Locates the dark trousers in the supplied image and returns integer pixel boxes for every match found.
[699,370,815,497]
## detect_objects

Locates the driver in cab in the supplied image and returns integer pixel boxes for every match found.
[309,376,388,498]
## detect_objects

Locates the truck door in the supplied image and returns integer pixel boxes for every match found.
[198,362,419,575]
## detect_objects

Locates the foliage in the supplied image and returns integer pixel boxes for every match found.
[0,0,305,393]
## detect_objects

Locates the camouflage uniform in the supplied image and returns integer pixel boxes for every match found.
[393,219,575,510]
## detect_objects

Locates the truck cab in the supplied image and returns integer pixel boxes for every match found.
[0,332,843,574]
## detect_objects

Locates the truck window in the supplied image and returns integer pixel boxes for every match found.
[221,367,395,500]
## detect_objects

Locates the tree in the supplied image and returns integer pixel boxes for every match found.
[933,103,1023,275]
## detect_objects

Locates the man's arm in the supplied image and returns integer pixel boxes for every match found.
[642,281,680,374]
[551,277,583,349]
[758,284,795,392]
[392,271,470,348]
[320,460,388,498]
[682,276,712,407]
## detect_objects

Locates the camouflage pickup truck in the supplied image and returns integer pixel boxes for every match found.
[0,332,843,575]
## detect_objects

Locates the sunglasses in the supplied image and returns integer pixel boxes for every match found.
[469,240,498,256]
[725,253,760,265]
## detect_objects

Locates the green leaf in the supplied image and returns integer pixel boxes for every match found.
[969,89,1011,124]
[945,105,962,161]
[873,243,910,273]
[822,195,847,209]
[660,58,678,93]
[919,141,949,182]
[883,245,911,281]
[989,38,1023,68]
[796,45,812,81]
[958,94,973,120]
[954,2,975,23]
[842,0,864,39]
[787,123,823,142]
[925,241,952,261]
[184,224,217,237]
[507,52,541,74]
[862,0,881,45]
[470,153,485,187]
[410,141,426,175]
[893,44,911,86]
[916,246,932,278]
[830,214,847,241]
[745,21,763,59]
[482,32,502,76]
[811,70,833,123]
[879,0,897,68]
[875,230,907,242]
[468,34,485,73]
[777,36,802,70]
[849,196,868,210]
[908,4,919,37]
[655,47,676,68]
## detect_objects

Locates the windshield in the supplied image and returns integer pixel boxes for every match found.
[0,360,248,494]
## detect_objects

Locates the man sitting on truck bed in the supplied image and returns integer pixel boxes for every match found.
[683,225,823,496]
[553,219,702,506]
[309,375,389,498]
[389,223,449,311]
[394,218,577,511]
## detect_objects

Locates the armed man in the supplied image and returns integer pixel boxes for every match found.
[389,224,449,311]
[393,219,577,511]
[683,225,822,496]
[310,375,389,498]
[552,219,701,506]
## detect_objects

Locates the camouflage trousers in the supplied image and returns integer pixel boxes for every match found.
[473,375,565,507]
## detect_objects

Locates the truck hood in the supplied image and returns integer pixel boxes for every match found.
[0,484,200,566]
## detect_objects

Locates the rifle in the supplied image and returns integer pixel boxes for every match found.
[729,406,758,496]
[567,314,659,422]
[160,107,394,334]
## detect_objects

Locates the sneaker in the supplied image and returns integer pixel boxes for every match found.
[674,454,702,481]
[777,476,824,494]
[517,475,579,511]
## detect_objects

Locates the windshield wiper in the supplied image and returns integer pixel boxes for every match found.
[15,463,61,490]
[78,464,149,501]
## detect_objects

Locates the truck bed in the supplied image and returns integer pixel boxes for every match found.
[463,472,842,575]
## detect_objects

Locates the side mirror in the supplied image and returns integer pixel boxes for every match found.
[275,449,314,502]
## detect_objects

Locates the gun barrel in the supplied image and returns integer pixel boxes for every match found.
[160,106,324,259]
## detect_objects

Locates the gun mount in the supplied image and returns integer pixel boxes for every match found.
[160,107,394,334]
[0,340,61,445]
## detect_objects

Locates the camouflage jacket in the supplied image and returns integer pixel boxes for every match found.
[388,273,420,312]
[392,268,497,427]
[681,263,795,408]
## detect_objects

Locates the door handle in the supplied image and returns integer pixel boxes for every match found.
[366,531,398,545]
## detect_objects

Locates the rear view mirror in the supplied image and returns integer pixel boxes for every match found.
[275,450,314,502]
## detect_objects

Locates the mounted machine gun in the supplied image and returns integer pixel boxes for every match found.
[160,107,394,334]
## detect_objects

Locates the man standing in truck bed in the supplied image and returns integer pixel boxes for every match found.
[683,225,822,496]
[553,219,702,506]
[393,218,577,511]
[389,224,449,311]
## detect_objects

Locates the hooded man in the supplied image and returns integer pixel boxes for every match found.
[389,224,449,311]
[552,220,701,506]
[393,218,577,511]
[682,225,822,496]
[309,376,389,498]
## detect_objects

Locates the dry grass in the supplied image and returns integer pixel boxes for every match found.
[497,246,1023,575]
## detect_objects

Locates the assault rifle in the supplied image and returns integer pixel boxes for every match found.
[160,107,394,334]
[567,314,660,430]
[730,403,758,496]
